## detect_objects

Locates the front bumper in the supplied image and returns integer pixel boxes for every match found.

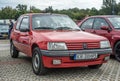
[0,33,8,38]
[41,48,112,68]
[41,48,112,57]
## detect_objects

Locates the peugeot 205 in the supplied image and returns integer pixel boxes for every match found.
[10,13,112,75]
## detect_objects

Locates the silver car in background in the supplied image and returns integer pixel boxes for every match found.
[0,19,12,39]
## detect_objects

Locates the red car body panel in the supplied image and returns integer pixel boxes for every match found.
[11,14,112,68]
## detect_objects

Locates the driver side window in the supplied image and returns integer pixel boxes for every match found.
[19,17,29,31]
[93,18,109,30]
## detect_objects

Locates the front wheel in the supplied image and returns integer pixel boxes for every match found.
[10,41,19,58]
[88,64,102,69]
[114,42,120,62]
[32,47,47,75]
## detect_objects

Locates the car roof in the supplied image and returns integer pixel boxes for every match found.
[88,15,120,18]
[22,13,67,16]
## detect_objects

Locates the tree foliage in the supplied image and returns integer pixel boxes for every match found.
[0,6,17,19]
[102,0,116,14]
[0,1,120,20]
[29,6,41,13]
[45,6,53,13]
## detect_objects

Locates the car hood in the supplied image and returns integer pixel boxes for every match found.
[34,30,107,42]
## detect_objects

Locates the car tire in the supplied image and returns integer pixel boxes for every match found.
[32,47,47,75]
[88,64,102,69]
[10,41,19,58]
[114,42,120,62]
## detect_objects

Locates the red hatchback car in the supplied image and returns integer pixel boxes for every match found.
[78,15,120,62]
[10,13,112,75]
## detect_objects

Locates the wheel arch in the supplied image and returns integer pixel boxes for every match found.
[31,43,39,54]
[113,40,120,49]
[113,40,120,54]
[113,40,120,61]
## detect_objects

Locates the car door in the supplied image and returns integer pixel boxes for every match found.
[80,18,95,33]
[19,16,31,55]
[12,16,23,51]
[93,18,112,42]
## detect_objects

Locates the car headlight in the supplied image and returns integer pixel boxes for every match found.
[100,41,111,48]
[47,42,67,50]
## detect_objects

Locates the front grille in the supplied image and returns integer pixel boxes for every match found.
[87,42,100,49]
[66,42,100,50]
[0,32,8,34]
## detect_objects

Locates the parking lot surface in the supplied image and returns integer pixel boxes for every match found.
[0,40,120,81]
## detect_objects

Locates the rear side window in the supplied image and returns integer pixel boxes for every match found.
[81,18,94,30]
[93,18,109,30]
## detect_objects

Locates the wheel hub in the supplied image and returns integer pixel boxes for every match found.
[33,52,40,71]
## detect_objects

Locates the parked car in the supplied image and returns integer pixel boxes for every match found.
[78,15,120,62]
[0,19,15,39]
[0,23,9,39]
[10,13,112,75]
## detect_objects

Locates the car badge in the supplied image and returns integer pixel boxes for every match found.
[83,43,87,49]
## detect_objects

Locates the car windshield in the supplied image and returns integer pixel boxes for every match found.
[32,14,80,30]
[108,17,120,29]
[0,24,9,32]
[0,20,5,24]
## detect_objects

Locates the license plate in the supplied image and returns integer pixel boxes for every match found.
[74,53,98,60]
[3,34,7,37]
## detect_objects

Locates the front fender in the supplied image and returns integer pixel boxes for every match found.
[111,35,120,50]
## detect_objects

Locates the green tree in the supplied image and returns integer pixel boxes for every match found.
[14,4,28,20]
[102,0,116,15]
[45,6,53,13]
[16,4,27,14]
[0,6,17,19]
[89,7,99,16]
[29,6,41,13]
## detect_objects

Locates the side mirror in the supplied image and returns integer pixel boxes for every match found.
[101,26,109,30]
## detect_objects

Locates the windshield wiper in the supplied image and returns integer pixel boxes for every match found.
[55,27,81,31]
[34,26,81,31]
[55,27,73,30]
[34,27,55,30]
